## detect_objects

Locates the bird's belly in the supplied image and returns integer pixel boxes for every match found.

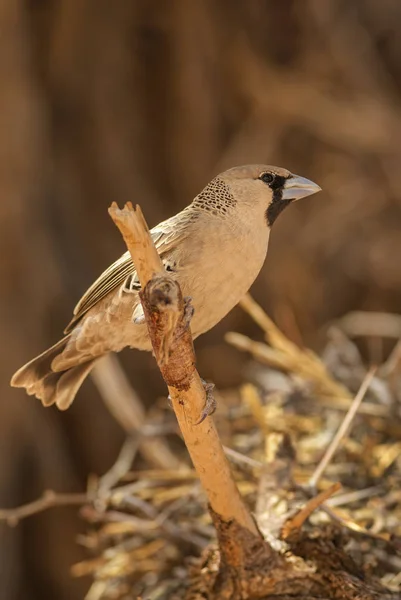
[116,264,262,353]
[106,233,268,352]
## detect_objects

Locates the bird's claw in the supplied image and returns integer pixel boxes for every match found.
[168,380,216,423]
[195,379,216,425]
[173,297,194,342]
[167,393,173,409]
[183,296,194,327]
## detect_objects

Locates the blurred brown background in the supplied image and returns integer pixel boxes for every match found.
[1,1,401,598]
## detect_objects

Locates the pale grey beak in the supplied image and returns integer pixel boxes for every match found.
[282,174,321,201]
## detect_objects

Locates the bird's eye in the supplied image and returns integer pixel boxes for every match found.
[260,172,275,185]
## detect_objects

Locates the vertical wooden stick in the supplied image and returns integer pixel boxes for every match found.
[108,202,260,537]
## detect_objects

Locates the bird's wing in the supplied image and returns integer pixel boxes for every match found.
[64,216,189,333]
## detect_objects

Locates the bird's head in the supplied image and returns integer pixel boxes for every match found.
[217,164,321,227]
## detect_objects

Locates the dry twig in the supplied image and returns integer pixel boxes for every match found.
[91,354,182,470]
[282,482,342,540]
[308,367,377,490]
[0,491,90,526]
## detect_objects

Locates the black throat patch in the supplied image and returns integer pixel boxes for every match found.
[265,175,291,227]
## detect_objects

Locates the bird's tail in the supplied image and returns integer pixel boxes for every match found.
[10,335,97,410]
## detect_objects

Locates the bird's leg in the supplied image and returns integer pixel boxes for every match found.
[177,297,217,422]
[195,379,216,424]
[166,296,194,410]
[131,303,145,325]
[182,296,194,327]
[121,274,147,325]
[157,294,215,421]
[169,296,194,342]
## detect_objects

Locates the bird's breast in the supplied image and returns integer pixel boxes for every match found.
[175,226,269,338]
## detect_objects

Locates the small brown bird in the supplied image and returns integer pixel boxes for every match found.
[11,165,320,409]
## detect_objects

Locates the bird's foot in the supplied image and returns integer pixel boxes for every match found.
[183,296,194,327]
[173,296,194,342]
[167,393,173,409]
[167,379,216,424]
[195,379,216,425]
[132,303,146,325]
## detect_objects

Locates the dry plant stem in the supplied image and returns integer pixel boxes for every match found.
[223,445,264,470]
[282,482,341,539]
[1,434,147,526]
[97,436,140,495]
[322,504,392,544]
[308,366,377,490]
[0,491,90,526]
[325,485,383,507]
[108,202,260,537]
[91,354,182,470]
[338,311,401,339]
[237,293,351,400]
[226,331,353,402]
[240,293,301,356]
[92,355,145,428]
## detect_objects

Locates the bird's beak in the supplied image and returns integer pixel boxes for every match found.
[282,175,321,201]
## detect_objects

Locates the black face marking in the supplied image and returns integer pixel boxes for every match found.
[266,196,291,226]
[261,174,292,227]
[270,175,286,191]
